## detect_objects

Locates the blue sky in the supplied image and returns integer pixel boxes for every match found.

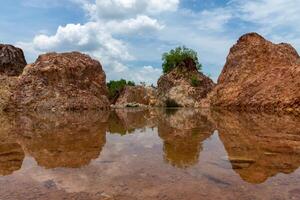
[1,0,300,84]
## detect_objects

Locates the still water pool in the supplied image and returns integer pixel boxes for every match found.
[0,108,300,200]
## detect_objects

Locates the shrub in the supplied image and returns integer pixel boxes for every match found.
[190,75,200,87]
[107,79,135,101]
[162,46,202,74]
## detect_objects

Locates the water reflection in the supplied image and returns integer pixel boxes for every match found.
[212,110,300,184]
[108,108,157,135]
[0,108,299,191]
[1,111,109,169]
[158,109,215,168]
[0,142,24,176]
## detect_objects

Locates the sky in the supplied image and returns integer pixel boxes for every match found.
[1,0,300,84]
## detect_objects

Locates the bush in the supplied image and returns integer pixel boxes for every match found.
[190,75,200,87]
[107,79,135,101]
[162,46,202,74]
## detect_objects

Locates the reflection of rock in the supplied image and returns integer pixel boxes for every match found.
[213,110,300,184]
[0,142,24,176]
[158,109,215,168]
[14,111,109,168]
[108,108,158,135]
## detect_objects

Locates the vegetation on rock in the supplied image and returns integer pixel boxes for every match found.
[107,79,135,102]
[190,75,200,87]
[162,46,202,74]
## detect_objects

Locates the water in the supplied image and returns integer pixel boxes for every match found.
[0,108,300,200]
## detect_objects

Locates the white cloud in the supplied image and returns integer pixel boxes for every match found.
[78,0,179,20]
[194,8,232,31]
[22,22,133,74]
[106,65,162,85]
[105,15,163,34]
[232,0,300,34]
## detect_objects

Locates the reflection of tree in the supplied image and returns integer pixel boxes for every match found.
[0,143,24,176]
[158,109,215,168]
[213,110,300,184]
[14,111,109,169]
[108,108,158,135]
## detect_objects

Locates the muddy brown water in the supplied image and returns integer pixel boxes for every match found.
[0,108,300,200]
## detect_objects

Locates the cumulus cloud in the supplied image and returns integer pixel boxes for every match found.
[194,8,232,31]
[105,65,162,85]
[105,15,164,34]
[78,0,179,20]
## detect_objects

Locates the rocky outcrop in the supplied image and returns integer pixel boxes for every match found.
[114,85,157,107]
[0,76,18,111]
[0,44,27,76]
[0,44,26,111]
[157,58,215,107]
[6,52,110,111]
[209,33,300,114]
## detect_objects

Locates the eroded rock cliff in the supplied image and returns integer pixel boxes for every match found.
[157,58,215,107]
[208,33,300,114]
[7,52,110,111]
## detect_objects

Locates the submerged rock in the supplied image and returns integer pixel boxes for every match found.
[7,52,110,111]
[0,44,27,76]
[114,85,157,108]
[157,58,215,107]
[208,33,300,114]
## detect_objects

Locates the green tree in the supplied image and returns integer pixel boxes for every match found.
[107,79,135,101]
[162,46,202,74]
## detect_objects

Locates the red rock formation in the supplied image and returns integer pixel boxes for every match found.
[157,58,215,107]
[0,44,27,76]
[7,52,110,111]
[209,33,300,114]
